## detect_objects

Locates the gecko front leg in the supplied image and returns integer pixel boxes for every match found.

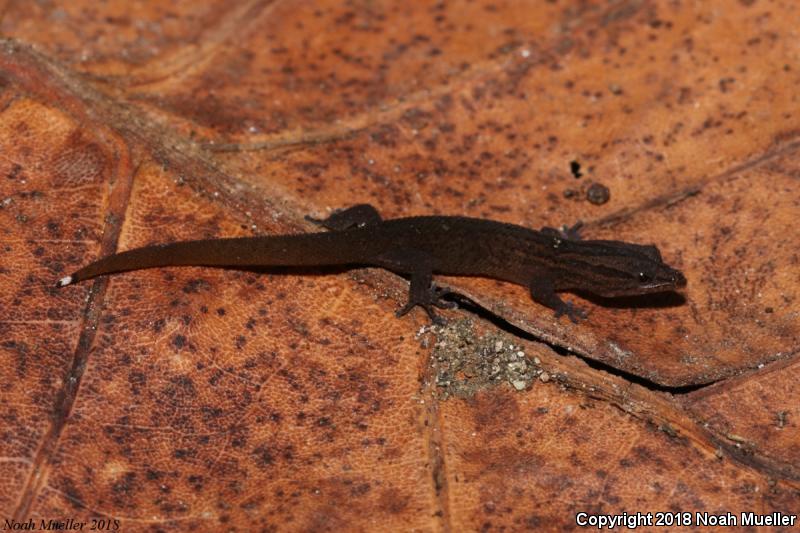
[529,269,587,323]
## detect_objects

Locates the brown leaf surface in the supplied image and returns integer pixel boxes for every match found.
[1,1,798,530]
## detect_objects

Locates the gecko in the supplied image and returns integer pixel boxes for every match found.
[56,204,687,323]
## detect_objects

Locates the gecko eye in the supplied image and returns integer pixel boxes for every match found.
[637,272,651,283]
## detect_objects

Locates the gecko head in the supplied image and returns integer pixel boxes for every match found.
[621,259,687,296]
[561,241,687,297]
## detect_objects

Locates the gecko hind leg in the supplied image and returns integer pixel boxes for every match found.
[305,204,383,231]
[377,249,453,324]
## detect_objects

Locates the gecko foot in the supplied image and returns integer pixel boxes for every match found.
[560,221,584,240]
[541,221,584,241]
[395,302,446,325]
[305,205,382,231]
[395,285,454,325]
[554,301,588,323]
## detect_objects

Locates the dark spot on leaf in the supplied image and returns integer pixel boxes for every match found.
[172,334,187,349]
[235,335,247,349]
[188,475,204,491]
[6,163,22,180]
[253,445,274,467]
[182,279,208,293]
[570,160,582,178]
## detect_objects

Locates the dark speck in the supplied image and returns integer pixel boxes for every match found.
[253,446,274,467]
[569,160,582,179]
[7,164,22,180]
[172,335,187,349]
[586,182,610,205]
[235,335,246,349]
[182,279,208,294]
[718,77,736,93]
[173,449,190,459]
[187,475,204,491]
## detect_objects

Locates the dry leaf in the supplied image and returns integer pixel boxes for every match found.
[1,1,798,530]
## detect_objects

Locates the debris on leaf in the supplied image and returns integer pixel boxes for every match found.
[419,319,545,399]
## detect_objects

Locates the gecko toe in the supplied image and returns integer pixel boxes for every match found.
[304,215,325,227]
[395,302,415,318]
[425,306,447,325]
[395,301,446,325]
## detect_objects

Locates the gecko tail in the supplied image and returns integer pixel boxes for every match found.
[55,232,365,287]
